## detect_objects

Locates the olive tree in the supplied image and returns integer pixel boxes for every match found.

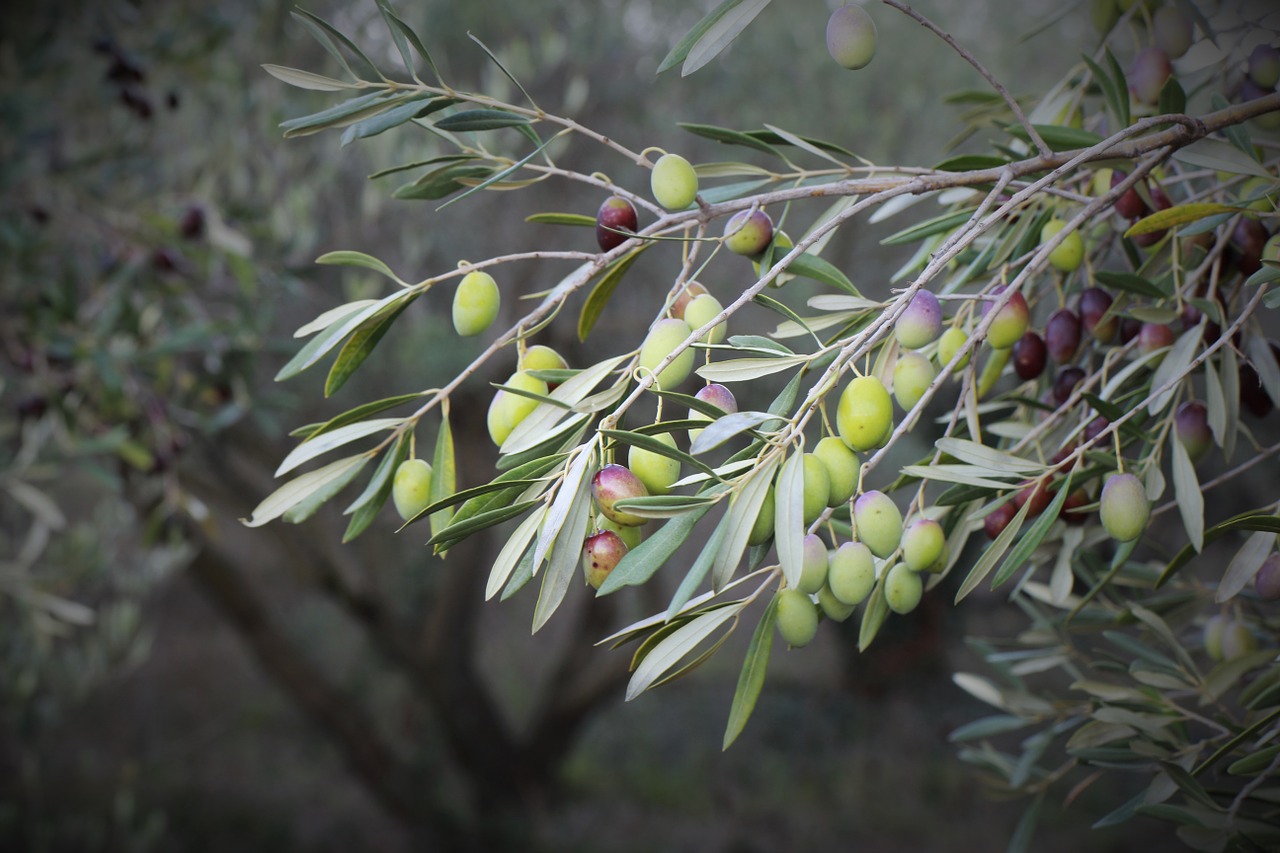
[253,1,1280,848]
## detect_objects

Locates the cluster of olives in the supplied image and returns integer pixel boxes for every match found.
[487,345,569,446]
[772,508,949,649]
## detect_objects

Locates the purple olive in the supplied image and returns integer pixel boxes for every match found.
[591,464,649,526]
[895,289,944,349]
[1138,323,1176,355]
[595,196,639,252]
[1174,400,1212,461]
[1255,553,1280,600]
[1111,170,1148,220]
[1079,287,1116,342]
[1045,309,1082,363]
[1053,366,1085,405]
[1129,47,1172,105]
[1012,331,1048,380]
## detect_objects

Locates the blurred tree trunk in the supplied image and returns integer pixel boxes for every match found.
[172,394,629,848]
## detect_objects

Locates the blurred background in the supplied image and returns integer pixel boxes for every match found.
[0,0,1192,850]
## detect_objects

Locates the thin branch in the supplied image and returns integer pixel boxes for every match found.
[882,0,1052,158]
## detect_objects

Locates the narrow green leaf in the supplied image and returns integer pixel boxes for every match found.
[339,97,438,147]
[434,109,531,132]
[712,458,780,589]
[782,252,859,295]
[936,154,1008,171]
[486,509,543,601]
[283,455,369,524]
[526,212,598,227]
[1174,139,1274,179]
[578,246,648,341]
[280,91,400,136]
[626,603,744,699]
[377,2,440,81]
[294,393,422,441]
[1217,530,1277,603]
[533,468,594,633]
[343,432,410,542]
[1169,433,1204,553]
[276,418,403,477]
[437,132,561,211]
[262,64,356,92]
[681,0,772,75]
[243,455,369,528]
[1081,54,1123,133]
[393,164,493,201]
[293,8,382,79]
[678,121,780,157]
[688,411,775,455]
[1104,49,1130,128]
[275,291,411,381]
[696,355,807,384]
[1004,123,1103,150]
[774,450,806,590]
[858,574,890,652]
[597,506,711,595]
[881,209,976,246]
[601,428,718,479]
[1125,203,1238,237]
[989,474,1073,590]
[612,494,720,519]
[1158,75,1186,116]
[424,499,541,550]
[325,298,414,397]
[1007,792,1045,853]
[666,513,732,619]
[429,413,456,541]
[658,0,751,73]
[1092,270,1168,299]
[533,449,595,569]
[956,498,1032,602]
[1148,327,1203,415]
[723,593,777,749]
[316,250,403,282]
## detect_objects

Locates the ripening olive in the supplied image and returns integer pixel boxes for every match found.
[1099,472,1149,542]
[1129,47,1172,105]
[592,463,650,527]
[638,318,695,388]
[800,453,831,525]
[814,436,858,506]
[582,530,628,589]
[901,518,945,573]
[747,485,776,546]
[826,4,878,70]
[595,513,642,549]
[983,286,1030,349]
[1041,218,1085,272]
[650,153,698,210]
[669,281,709,320]
[629,432,681,496]
[723,209,774,257]
[1248,44,1280,89]
[487,371,548,446]
[392,458,434,521]
[853,490,903,558]
[688,383,738,445]
[936,326,971,370]
[883,563,923,614]
[452,270,500,336]
[1255,553,1280,601]
[893,351,936,411]
[775,588,819,648]
[895,290,943,349]
[818,583,857,622]
[683,292,726,344]
[837,375,893,452]
[1221,620,1258,660]
[796,533,829,595]
[828,541,876,605]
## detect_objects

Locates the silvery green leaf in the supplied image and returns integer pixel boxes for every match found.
[1216,530,1277,603]
[712,457,780,589]
[243,455,369,528]
[1169,432,1204,553]
[533,447,594,569]
[696,355,808,383]
[533,466,594,632]
[486,509,543,601]
[689,411,775,455]
[774,450,806,589]
[935,438,1045,474]
[1148,327,1203,415]
[275,418,402,476]
[626,602,746,699]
